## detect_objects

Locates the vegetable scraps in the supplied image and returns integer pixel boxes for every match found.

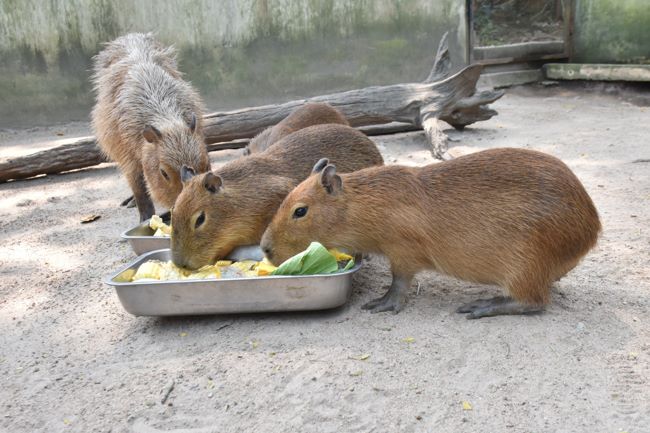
[121,242,354,282]
[271,242,354,276]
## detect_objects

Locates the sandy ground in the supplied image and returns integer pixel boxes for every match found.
[1,85,649,433]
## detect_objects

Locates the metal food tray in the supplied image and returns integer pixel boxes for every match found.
[105,247,362,316]
[121,211,171,255]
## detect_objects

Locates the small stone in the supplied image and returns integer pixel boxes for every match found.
[16,199,34,207]
[576,322,586,332]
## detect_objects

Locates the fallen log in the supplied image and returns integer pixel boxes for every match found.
[0,137,103,183]
[0,32,503,183]
[0,123,423,184]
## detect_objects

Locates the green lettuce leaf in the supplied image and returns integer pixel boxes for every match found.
[271,242,353,276]
[342,257,356,271]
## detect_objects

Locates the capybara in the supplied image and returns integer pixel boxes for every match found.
[261,148,601,319]
[171,124,383,269]
[91,33,210,221]
[245,102,349,155]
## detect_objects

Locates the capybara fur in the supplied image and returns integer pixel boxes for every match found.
[172,124,383,269]
[91,33,210,221]
[245,103,349,155]
[261,148,601,319]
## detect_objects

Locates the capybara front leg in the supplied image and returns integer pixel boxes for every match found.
[457,296,542,319]
[128,171,155,222]
[361,274,411,314]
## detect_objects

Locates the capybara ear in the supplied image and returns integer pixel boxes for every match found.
[143,125,162,143]
[320,164,342,195]
[188,113,197,133]
[204,172,223,194]
[180,165,196,183]
[312,158,329,174]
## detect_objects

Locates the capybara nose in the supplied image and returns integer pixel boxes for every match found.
[171,252,187,268]
[260,237,273,260]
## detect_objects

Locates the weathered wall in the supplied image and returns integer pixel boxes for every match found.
[0,0,466,128]
[573,0,650,64]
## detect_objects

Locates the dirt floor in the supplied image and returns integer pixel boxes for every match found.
[1,84,649,433]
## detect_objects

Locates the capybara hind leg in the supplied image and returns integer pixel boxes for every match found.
[127,170,155,221]
[458,296,543,319]
[361,274,411,314]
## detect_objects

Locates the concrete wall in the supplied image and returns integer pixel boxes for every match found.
[573,0,650,64]
[0,0,467,128]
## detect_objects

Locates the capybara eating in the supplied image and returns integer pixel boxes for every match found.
[261,148,601,319]
[171,123,383,270]
[91,33,210,221]
[245,102,350,155]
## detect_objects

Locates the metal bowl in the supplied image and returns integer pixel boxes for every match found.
[105,247,362,316]
[121,211,171,255]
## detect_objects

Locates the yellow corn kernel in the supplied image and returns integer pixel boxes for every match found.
[149,214,172,235]
[257,261,277,276]
[328,248,354,262]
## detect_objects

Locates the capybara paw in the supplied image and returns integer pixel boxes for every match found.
[456,296,508,314]
[120,195,136,208]
[361,297,384,310]
[459,297,542,319]
[362,297,402,314]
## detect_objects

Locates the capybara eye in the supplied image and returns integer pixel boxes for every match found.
[160,168,170,181]
[195,211,206,229]
[293,207,308,219]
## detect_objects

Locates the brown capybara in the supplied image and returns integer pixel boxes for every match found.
[261,148,601,319]
[171,123,383,270]
[245,103,350,155]
[91,33,210,221]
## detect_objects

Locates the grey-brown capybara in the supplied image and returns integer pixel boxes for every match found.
[92,33,209,221]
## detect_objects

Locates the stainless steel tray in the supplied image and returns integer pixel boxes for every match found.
[104,247,362,316]
[121,211,171,255]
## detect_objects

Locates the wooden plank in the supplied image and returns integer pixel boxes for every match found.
[473,41,565,62]
[478,70,543,89]
[475,52,568,66]
[544,64,650,82]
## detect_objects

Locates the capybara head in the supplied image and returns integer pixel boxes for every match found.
[171,166,280,270]
[261,159,346,265]
[141,113,210,209]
